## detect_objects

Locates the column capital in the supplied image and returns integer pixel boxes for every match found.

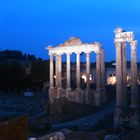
[101,48,104,54]
[66,52,71,56]
[130,40,137,49]
[57,53,62,56]
[76,52,81,55]
[96,51,102,55]
[54,53,62,57]
[114,41,121,47]
[85,51,91,54]
[49,53,54,56]
[122,42,126,47]
[54,53,58,57]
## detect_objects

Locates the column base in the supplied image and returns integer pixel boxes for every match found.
[94,88,102,106]
[75,88,82,103]
[85,89,90,104]
[114,107,124,128]
[56,87,63,99]
[94,91,101,106]
[49,87,55,103]
[101,88,107,103]
[66,88,71,100]
[76,88,81,92]
[130,109,139,128]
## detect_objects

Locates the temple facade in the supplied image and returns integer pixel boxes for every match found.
[47,37,107,106]
[114,28,139,128]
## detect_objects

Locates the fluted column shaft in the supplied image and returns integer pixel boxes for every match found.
[122,42,127,106]
[86,52,90,90]
[114,42,124,127]
[96,52,101,92]
[116,42,123,107]
[50,54,54,88]
[130,41,138,108]
[101,49,105,90]
[57,55,62,88]
[55,55,58,87]
[67,53,71,89]
[76,53,80,89]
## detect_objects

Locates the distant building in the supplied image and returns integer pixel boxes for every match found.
[61,61,140,86]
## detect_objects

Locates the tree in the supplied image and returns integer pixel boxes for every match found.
[30,60,49,89]
[0,63,25,91]
[2,50,23,60]
[27,54,36,61]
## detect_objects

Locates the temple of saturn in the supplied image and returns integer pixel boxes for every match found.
[114,28,139,127]
[47,37,107,106]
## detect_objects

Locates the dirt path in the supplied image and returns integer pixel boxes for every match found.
[52,99,115,129]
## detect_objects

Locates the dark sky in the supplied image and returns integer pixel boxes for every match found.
[0,0,140,61]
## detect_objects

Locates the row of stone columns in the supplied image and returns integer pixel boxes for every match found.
[49,51,105,104]
[114,40,139,127]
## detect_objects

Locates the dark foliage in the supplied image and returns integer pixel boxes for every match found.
[0,59,50,92]
[0,63,25,90]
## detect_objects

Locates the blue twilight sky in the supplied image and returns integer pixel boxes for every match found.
[0,0,140,61]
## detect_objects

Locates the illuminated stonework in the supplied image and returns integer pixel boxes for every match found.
[47,38,101,55]
[114,28,139,128]
[114,27,134,42]
[47,37,106,106]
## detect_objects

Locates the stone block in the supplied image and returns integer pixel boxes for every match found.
[0,116,28,140]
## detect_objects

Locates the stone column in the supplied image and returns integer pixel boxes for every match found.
[57,54,62,98]
[55,55,58,88]
[49,54,55,102]
[95,52,101,106]
[76,53,81,90]
[50,54,54,88]
[114,42,123,127]
[66,53,71,98]
[130,40,138,108]
[130,40,139,127]
[122,42,127,106]
[86,52,90,103]
[58,55,62,87]
[96,52,101,92]
[101,49,107,102]
[101,49,105,90]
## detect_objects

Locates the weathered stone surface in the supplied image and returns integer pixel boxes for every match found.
[0,116,28,140]
[94,92,101,106]
[114,28,139,127]
[37,132,65,140]
[59,128,72,135]
[104,135,118,140]
[49,97,70,116]
[48,37,106,107]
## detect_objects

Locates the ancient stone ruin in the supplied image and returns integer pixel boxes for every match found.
[47,37,107,106]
